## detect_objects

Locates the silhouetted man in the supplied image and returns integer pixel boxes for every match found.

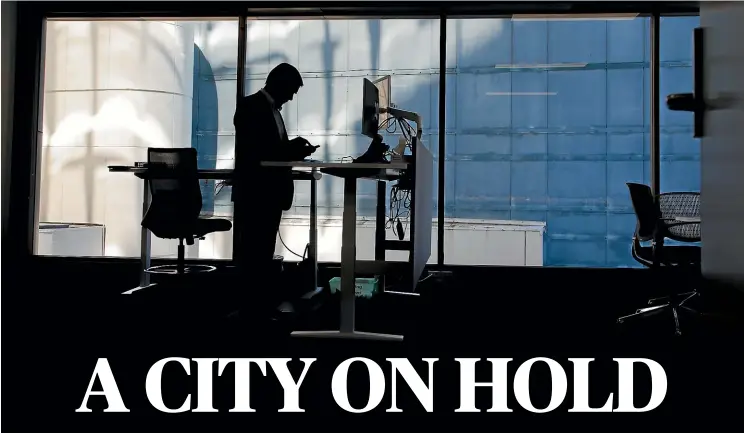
[232,63,318,279]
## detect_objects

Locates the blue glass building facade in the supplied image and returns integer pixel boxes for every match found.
[191,16,700,267]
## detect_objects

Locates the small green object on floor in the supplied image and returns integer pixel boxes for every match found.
[328,277,379,299]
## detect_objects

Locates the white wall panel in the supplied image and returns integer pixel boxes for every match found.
[39,20,195,257]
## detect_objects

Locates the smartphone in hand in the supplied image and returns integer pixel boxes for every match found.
[305,144,320,156]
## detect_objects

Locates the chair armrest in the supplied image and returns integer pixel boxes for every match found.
[135,166,194,180]
[665,221,699,228]
[659,217,699,228]
[656,218,701,243]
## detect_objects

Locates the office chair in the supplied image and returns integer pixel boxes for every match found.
[617,183,702,336]
[141,148,232,275]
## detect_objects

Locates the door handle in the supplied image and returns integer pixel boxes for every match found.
[666,27,705,138]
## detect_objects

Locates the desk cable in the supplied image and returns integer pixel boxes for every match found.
[278,231,308,260]
[209,180,307,261]
[380,116,415,147]
[387,184,411,240]
[214,180,228,196]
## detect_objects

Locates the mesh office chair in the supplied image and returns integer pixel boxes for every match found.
[617,182,702,335]
[142,148,232,275]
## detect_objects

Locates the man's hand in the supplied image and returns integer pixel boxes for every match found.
[290,136,310,147]
[289,136,320,159]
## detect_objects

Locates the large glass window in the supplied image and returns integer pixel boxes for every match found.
[660,15,700,192]
[443,15,651,267]
[37,19,239,258]
[36,13,690,269]
[230,18,441,263]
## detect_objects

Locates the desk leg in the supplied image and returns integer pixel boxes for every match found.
[122,179,156,295]
[339,176,357,333]
[297,171,323,301]
[309,171,319,289]
[291,176,402,342]
[374,180,386,293]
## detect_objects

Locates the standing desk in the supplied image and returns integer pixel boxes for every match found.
[262,142,434,341]
[107,166,322,294]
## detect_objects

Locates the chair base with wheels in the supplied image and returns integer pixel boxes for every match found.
[647,290,698,307]
[146,218,232,276]
[616,241,703,336]
[617,291,701,337]
[145,240,217,276]
[617,183,703,337]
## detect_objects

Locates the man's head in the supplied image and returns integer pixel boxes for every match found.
[265,63,303,108]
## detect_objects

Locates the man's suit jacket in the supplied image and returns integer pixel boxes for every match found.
[232,90,296,211]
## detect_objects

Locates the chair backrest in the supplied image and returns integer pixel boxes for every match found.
[626,182,659,242]
[142,148,203,238]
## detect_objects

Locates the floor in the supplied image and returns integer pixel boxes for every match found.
[6,263,744,433]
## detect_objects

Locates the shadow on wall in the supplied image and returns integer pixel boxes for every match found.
[40,20,196,258]
[197,18,698,267]
[277,20,438,217]
[236,20,441,257]
[41,21,133,225]
[279,18,647,267]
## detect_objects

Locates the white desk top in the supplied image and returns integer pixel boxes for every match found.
[261,160,407,170]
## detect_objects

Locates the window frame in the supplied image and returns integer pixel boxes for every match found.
[10,2,700,267]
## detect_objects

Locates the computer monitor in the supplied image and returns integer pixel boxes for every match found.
[361,76,393,138]
[373,75,391,125]
[361,78,379,138]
